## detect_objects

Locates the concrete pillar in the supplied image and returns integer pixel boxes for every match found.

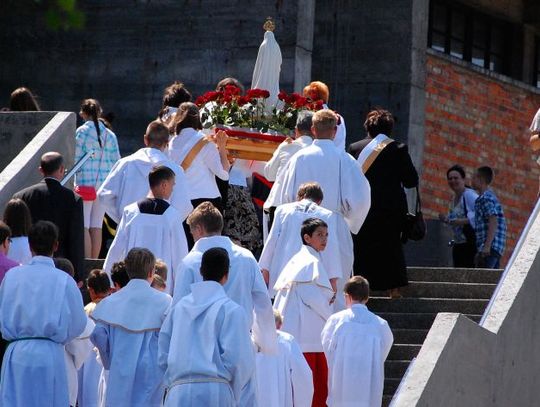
[294,0,316,92]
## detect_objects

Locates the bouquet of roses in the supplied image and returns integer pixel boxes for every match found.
[270,91,324,134]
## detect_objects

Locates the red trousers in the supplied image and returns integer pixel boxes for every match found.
[304,352,328,407]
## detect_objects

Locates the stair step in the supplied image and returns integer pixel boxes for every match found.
[384,378,402,395]
[391,328,429,344]
[388,344,421,360]
[377,312,482,329]
[407,267,503,283]
[384,360,410,378]
[403,281,496,299]
[369,298,489,315]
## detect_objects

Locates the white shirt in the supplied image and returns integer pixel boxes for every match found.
[7,236,31,265]
[102,202,187,293]
[173,235,277,354]
[158,281,254,406]
[97,147,192,223]
[168,127,229,200]
[279,139,371,233]
[322,304,393,407]
[256,330,313,407]
[91,279,171,407]
[323,103,346,150]
[273,245,334,352]
[259,199,353,299]
[0,256,87,407]
[264,135,312,209]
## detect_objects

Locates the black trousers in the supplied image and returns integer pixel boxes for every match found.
[452,242,476,268]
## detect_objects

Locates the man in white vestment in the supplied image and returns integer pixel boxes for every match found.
[159,247,255,406]
[255,309,313,407]
[102,166,187,293]
[97,120,192,224]
[260,182,352,306]
[91,248,171,407]
[173,202,276,354]
[322,276,393,407]
[279,109,370,235]
[0,221,87,406]
[263,111,314,215]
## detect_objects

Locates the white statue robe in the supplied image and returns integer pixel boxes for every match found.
[0,256,87,407]
[255,330,314,407]
[65,317,95,406]
[279,139,371,234]
[273,246,333,353]
[90,279,172,407]
[321,304,393,407]
[173,235,277,355]
[322,103,346,151]
[97,147,192,223]
[102,202,187,293]
[259,199,353,302]
[159,281,255,406]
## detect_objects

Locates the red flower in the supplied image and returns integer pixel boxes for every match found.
[260,89,270,99]
[195,95,207,107]
[237,96,250,106]
[222,94,233,104]
[293,94,308,108]
[203,91,222,102]
[246,88,270,99]
[224,84,241,96]
[309,100,324,111]
[278,90,287,101]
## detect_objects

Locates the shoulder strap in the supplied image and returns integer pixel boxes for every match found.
[361,138,394,173]
[181,136,210,171]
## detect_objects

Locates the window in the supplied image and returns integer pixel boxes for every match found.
[428,0,513,76]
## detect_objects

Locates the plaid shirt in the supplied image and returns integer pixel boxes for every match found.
[474,189,507,256]
[74,121,121,187]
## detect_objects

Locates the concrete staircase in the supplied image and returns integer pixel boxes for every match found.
[369,267,503,406]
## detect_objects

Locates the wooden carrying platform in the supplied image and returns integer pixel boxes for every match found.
[220,128,287,161]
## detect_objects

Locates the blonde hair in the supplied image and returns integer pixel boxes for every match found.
[187,202,223,234]
[125,248,156,279]
[303,81,329,103]
[312,109,338,134]
[154,259,168,281]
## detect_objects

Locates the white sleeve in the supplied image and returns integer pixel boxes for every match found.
[380,320,394,360]
[297,283,333,321]
[202,142,229,181]
[278,158,296,205]
[157,309,173,374]
[264,142,286,181]
[65,318,95,370]
[341,157,371,234]
[170,166,194,221]
[172,261,196,306]
[97,160,124,223]
[169,219,188,296]
[258,207,284,271]
[250,259,278,354]
[102,212,129,278]
[464,189,479,228]
[321,314,339,354]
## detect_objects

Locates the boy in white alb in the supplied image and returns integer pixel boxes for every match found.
[91,248,171,407]
[159,247,254,406]
[322,276,393,407]
[102,165,187,293]
[255,309,314,407]
[273,218,334,407]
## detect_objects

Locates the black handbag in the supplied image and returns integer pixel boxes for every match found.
[402,186,426,243]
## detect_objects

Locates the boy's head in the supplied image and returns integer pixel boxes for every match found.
[200,247,229,284]
[472,166,494,190]
[0,221,11,255]
[28,220,59,257]
[311,109,338,140]
[87,269,111,301]
[125,248,155,281]
[111,261,129,291]
[187,202,223,241]
[344,276,370,307]
[151,274,167,292]
[148,165,176,200]
[144,120,170,150]
[273,309,283,330]
[54,257,74,278]
[301,217,328,252]
[154,259,168,281]
[297,182,323,204]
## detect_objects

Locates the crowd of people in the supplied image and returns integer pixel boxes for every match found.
[0,81,533,407]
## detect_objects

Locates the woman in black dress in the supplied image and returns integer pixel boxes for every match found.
[348,109,419,298]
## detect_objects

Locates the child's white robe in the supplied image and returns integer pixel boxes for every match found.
[273,245,333,352]
[97,147,192,223]
[173,235,277,355]
[279,139,371,234]
[158,281,255,406]
[0,256,87,406]
[259,199,353,303]
[321,304,393,407]
[102,203,187,293]
[255,330,314,407]
[90,279,171,407]
[65,317,95,406]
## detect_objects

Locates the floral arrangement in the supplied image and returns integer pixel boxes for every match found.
[195,85,324,135]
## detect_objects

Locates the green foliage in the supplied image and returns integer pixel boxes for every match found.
[35,0,85,30]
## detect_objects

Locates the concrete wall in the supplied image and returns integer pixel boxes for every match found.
[392,199,540,406]
[0,112,76,212]
[0,0,303,154]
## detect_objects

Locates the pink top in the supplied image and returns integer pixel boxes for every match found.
[0,253,19,284]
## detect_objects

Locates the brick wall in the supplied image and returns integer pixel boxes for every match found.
[422,51,540,263]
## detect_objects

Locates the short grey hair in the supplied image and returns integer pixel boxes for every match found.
[296,110,314,134]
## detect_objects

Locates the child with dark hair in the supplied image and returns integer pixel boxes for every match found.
[9,87,40,111]
[158,247,254,406]
[103,165,187,293]
[110,260,129,291]
[472,166,507,268]
[3,198,32,265]
[273,217,334,407]
[322,276,393,407]
[91,248,171,406]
